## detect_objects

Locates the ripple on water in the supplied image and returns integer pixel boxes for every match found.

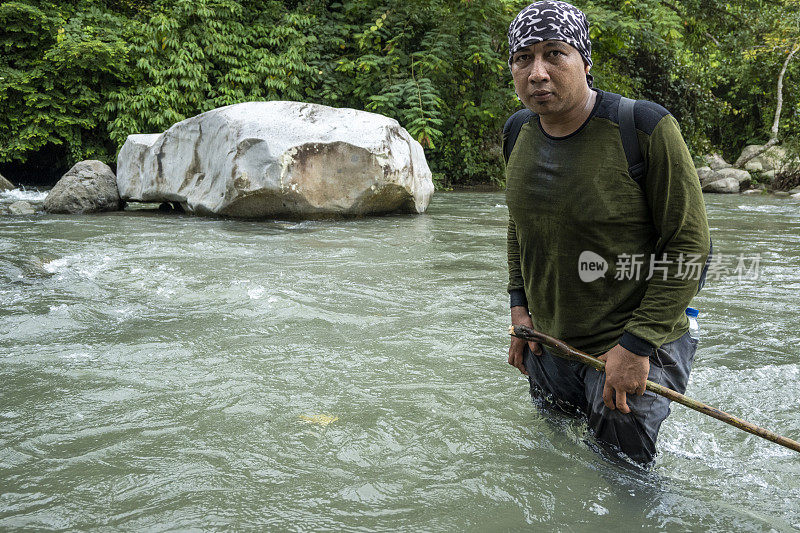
[0,192,798,530]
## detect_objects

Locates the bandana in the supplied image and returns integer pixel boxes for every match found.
[508,1,593,68]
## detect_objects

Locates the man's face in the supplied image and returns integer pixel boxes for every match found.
[510,40,591,118]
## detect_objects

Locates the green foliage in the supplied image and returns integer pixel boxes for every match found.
[104,0,318,145]
[306,0,513,186]
[1,0,798,187]
[655,0,800,159]
[0,1,131,164]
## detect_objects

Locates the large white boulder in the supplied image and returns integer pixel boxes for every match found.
[44,160,121,214]
[116,102,434,218]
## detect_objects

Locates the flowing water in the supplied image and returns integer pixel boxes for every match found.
[1,189,799,531]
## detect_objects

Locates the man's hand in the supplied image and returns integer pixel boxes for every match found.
[597,344,650,414]
[508,306,542,375]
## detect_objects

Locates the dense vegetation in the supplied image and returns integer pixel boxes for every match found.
[1,0,798,186]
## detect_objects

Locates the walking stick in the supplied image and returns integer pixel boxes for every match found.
[509,324,800,454]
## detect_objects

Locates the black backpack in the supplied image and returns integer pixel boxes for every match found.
[502,96,711,293]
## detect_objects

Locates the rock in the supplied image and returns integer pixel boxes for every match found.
[117,101,433,218]
[118,134,159,199]
[734,144,789,171]
[8,201,35,215]
[740,189,761,195]
[762,170,777,182]
[773,190,791,197]
[792,192,800,199]
[700,167,750,187]
[702,177,739,193]
[0,172,14,191]
[701,153,732,170]
[744,160,763,172]
[44,160,121,214]
[788,186,800,194]
[695,166,714,184]
[721,167,753,183]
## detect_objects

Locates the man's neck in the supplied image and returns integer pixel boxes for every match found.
[539,89,597,138]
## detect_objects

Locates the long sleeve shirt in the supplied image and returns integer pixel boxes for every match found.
[505,89,710,357]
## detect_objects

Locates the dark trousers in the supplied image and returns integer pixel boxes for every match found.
[523,332,697,464]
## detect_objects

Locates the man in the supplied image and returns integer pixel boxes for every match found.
[504,1,710,465]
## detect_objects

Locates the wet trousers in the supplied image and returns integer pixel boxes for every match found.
[523,332,698,464]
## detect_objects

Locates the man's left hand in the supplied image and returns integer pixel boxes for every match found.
[597,344,650,414]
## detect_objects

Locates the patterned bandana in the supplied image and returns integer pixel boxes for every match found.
[507,1,593,68]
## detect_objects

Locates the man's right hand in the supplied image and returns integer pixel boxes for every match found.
[508,306,543,375]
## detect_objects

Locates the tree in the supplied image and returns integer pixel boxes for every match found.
[103,0,318,146]
[1,0,798,186]
[737,0,800,165]
[0,1,131,165]
[306,0,514,186]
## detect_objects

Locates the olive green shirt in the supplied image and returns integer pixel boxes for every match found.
[506,90,710,357]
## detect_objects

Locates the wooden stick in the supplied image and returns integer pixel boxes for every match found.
[509,324,800,454]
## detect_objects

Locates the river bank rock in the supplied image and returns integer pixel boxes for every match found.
[0,172,14,191]
[8,201,35,215]
[735,144,781,170]
[713,167,751,184]
[700,153,732,170]
[696,166,714,184]
[702,177,739,193]
[117,101,433,218]
[44,161,121,214]
[698,167,750,193]
[734,144,794,172]
[744,160,763,172]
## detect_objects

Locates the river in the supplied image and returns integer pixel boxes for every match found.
[1,189,798,530]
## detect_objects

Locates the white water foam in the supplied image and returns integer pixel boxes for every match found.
[42,257,71,274]
[0,188,48,202]
[589,502,609,516]
[42,254,117,280]
[59,352,93,361]
[248,286,266,300]
[736,204,791,213]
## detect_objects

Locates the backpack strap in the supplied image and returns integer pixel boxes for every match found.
[618,96,646,186]
[618,96,712,293]
[502,109,535,164]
